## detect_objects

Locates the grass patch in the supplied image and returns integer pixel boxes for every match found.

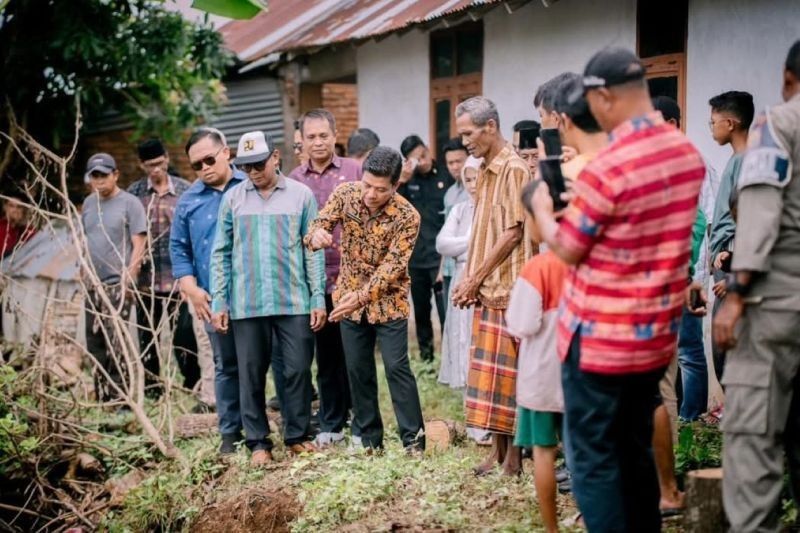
[675,420,722,478]
[100,355,565,531]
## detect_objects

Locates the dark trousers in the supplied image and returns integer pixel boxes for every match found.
[271,337,286,408]
[136,293,200,395]
[340,317,425,449]
[315,294,351,433]
[206,325,242,437]
[85,284,130,402]
[712,269,727,383]
[409,266,446,361]
[232,315,314,451]
[562,331,664,533]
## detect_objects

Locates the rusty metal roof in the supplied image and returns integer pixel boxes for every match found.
[221,0,510,65]
[1,223,80,281]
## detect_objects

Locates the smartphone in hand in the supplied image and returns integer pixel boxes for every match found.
[689,287,706,311]
[538,157,568,211]
[541,128,563,158]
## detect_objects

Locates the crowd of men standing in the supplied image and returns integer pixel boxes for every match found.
[75,39,800,532]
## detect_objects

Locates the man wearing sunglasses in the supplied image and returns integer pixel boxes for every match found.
[210,130,326,466]
[289,108,362,449]
[170,127,246,456]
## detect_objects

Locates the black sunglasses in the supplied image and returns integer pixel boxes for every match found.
[238,160,268,173]
[190,146,224,171]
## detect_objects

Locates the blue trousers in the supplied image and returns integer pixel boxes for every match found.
[677,308,708,420]
[206,326,242,438]
[562,332,664,533]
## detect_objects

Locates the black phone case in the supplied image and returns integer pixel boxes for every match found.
[541,128,562,157]
[539,157,567,210]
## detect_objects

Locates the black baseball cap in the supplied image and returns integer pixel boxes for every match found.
[582,47,646,90]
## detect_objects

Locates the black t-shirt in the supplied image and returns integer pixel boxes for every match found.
[398,162,454,269]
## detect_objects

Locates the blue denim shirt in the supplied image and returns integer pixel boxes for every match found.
[169,167,246,293]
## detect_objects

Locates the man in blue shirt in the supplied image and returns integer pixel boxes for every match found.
[170,127,245,456]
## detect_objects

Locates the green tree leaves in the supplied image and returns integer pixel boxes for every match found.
[0,0,234,151]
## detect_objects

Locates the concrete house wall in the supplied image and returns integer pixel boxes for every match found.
[686,0,798,174]
[483,0,637,140]
[357,30,431,151]
[354,0,797,174]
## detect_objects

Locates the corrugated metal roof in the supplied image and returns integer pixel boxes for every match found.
[0,223,80,281]
[221,0,510,64]
[84,73,283,147]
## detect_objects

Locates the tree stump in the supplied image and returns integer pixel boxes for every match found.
[424,419,457,452]
[685,468,727,532]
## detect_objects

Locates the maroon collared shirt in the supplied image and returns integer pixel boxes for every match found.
[289,156,362,293]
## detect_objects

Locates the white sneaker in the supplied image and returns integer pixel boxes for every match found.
[314,431,345,448]
[346,435,363,452]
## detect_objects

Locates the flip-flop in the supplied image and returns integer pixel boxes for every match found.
[660,507,684,518]
[473,464,497,477]
[561,512,583,528]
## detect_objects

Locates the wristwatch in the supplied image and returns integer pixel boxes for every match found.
[725,273,750,297]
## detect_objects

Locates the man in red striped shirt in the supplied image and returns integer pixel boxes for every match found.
[532,48,705,532]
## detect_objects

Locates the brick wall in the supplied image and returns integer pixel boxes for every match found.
[80,129,195,189]
[321,83,358,154]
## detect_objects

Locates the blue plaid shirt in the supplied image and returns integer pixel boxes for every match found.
[169,167,246,293]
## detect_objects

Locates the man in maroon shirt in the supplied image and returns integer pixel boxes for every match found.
[289,108,362,447]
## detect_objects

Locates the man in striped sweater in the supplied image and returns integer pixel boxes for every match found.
[210,131,326,465]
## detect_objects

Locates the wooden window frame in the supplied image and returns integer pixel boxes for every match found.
[429,22,484,156]
[636,0,688,130]
[641,53,687,131]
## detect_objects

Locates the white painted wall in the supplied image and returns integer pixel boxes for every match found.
[356,29,430,151]
[354,0,797,170]
[686,0,798,175]
[483,0,637,140]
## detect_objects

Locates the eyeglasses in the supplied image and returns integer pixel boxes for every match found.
[189,146,224,171]
[708,117,741,131]
[238,160,267,173]
[293,143,303,152]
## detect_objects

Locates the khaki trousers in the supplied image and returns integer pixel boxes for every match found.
[188,301,216,406]
[722,304,800,532]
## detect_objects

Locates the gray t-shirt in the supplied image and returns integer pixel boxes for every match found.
[82,190,147,283]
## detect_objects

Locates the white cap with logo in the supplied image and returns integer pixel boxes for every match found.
[233,131,274,165]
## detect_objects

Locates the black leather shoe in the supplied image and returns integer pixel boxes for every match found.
[267,396,281,411]
[219,434,241,455]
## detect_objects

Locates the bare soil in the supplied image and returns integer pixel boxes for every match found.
[192,488,300,533]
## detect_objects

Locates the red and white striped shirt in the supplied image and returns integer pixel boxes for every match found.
[555,112,705,375]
